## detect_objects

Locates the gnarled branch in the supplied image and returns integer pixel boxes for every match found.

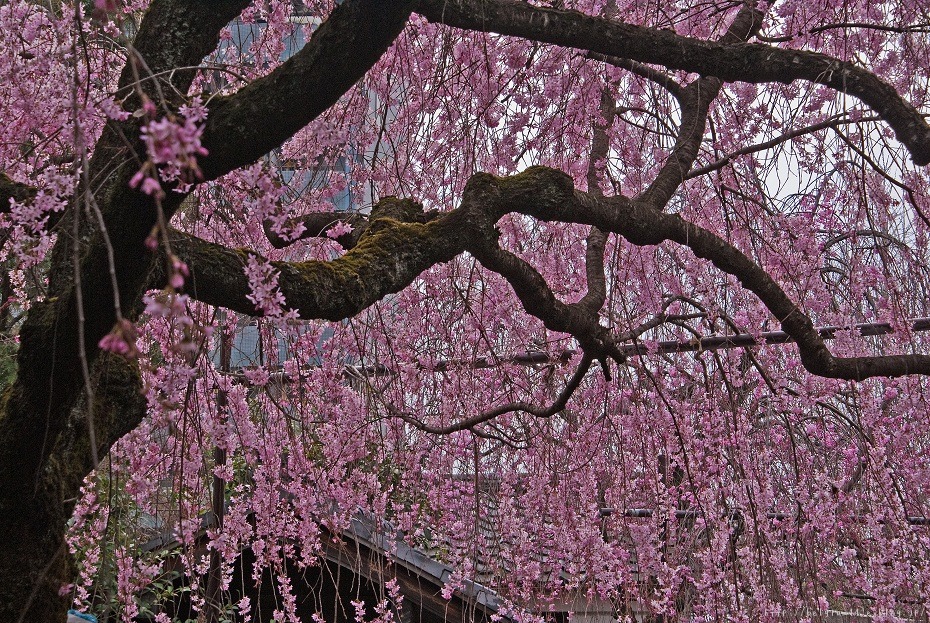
[174,166,930,382]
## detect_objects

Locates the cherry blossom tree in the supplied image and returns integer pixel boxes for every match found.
[2,0,930,620]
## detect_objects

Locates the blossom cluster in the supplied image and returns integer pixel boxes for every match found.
[131,100,210,198]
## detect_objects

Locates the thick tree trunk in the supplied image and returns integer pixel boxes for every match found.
[0,354,146,622]
[0,481,72,622]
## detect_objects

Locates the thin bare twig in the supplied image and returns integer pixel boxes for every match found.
[393,352,594,434]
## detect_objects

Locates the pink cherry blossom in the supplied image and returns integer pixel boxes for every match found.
[3,1,930,621]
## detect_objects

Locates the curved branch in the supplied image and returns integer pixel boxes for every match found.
[609,216,930,379]
[638,3,762,207]
[637,76,722,207]
[464,168,930,379]
[686,115,878,179]
[414,0,930,165]
[199,0,415,182]
[468,242,624,366]
[392,353,594,435]
[823,229,909,250]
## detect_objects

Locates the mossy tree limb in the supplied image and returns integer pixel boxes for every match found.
[174,167,930,381]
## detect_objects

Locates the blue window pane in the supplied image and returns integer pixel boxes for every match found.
[210,323,341,370]
[219,19,309,64]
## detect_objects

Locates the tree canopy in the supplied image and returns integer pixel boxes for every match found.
[2,0,930,620]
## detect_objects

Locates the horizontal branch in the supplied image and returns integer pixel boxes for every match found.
[170,212,467,322]
[415,0,930,165]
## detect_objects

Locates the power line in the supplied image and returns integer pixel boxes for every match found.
[603,507,930,526]
[340,317,930,376]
